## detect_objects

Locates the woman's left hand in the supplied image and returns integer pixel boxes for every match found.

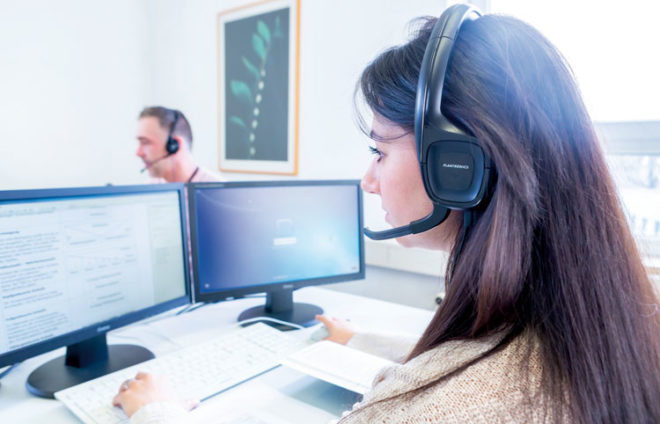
[112,371,198,417]
[315,315,356,345]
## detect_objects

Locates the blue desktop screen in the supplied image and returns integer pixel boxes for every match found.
[193,184,361,294]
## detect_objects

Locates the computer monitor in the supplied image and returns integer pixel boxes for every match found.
[0,184,190,398]
[188,180,364,327]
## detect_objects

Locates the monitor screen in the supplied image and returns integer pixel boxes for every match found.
[0,184,190,397]
[189,180,364,326]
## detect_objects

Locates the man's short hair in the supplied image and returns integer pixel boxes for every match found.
[139,106,193,149]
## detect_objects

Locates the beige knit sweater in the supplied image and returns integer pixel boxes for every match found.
[338,331,557,424]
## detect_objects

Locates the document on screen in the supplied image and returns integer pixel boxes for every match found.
[0,192,184,355]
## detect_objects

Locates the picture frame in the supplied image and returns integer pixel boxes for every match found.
[217,0,300,175]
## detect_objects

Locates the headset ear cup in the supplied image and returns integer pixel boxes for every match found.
[423,138,488,207]
[166,137,179,154]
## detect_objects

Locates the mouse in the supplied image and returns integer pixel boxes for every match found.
[310,325,330,341]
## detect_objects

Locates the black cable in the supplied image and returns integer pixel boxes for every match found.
[184,302,210,314]
[442,208,475,295]
[453,209,474,267]
[174,303,196,316]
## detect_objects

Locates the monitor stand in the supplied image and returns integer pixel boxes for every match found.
[26,333,154,399]
[238,288,322,329]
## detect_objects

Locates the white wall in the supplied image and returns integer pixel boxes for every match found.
[0,0,151,189]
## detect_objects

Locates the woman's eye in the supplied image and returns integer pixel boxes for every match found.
[369,146,383,162]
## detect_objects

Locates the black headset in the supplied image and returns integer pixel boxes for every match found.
[165,110,181,155]
[364,4,492,240]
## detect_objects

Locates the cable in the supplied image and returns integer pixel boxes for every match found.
[0,363,18,380]
[444,209,474,293]
[175,303,197,316]
[183,302,209,314]
[452,210,473,270]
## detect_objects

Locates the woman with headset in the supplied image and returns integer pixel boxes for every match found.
[115,5,660,423]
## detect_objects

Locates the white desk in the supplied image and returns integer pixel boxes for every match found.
[0,287,433,423]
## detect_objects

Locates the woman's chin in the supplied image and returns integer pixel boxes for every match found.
[394,230,450,251]
[394,233,415,248]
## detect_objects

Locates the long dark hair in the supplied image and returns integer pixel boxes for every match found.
[358,14,660,423]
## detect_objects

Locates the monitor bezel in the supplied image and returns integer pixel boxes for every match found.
[188,180,365,304]
[0,184,191,368]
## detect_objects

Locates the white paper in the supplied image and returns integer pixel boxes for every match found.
[281,341,394,394]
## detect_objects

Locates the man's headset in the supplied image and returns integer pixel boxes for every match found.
[140,110,180,173]
[364,4,492,240]
[165,110,181,155]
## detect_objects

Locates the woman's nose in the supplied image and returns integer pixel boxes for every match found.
[361,160,379,194]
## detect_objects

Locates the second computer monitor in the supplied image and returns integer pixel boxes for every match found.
[188,180,364,327]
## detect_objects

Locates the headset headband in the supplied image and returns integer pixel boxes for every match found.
[415,5,480,143]
[168,110,179,139]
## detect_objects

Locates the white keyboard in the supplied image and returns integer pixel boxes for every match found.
[55,323,306,424]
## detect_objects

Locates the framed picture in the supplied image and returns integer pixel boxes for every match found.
[217,0,300,175]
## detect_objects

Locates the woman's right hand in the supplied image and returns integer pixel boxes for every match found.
[314,315,356,345]
[112,372,198,417]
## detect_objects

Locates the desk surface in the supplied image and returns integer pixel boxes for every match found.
[0,287,433,423]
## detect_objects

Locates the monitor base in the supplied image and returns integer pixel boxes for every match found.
[238,302,323,329]
[26,344,154,399]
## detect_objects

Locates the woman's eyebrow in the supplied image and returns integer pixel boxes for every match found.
[369,129,411,142]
